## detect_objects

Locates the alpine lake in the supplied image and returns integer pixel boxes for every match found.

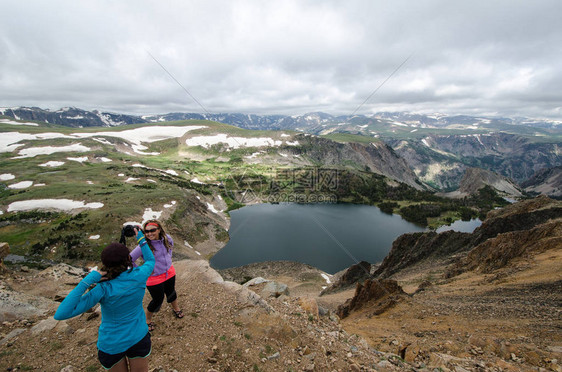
[210,203,481,274]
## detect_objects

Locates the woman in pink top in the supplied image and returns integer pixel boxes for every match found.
[130,220,184,332]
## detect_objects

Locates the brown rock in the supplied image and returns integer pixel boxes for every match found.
[298,297,319,319]
[336,279,406,319]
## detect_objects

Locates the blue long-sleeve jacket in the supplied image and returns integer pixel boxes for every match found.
[54,232,155,354]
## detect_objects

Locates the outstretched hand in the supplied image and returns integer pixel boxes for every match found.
[134,226,145,239]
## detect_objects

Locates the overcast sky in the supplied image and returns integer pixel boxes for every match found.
[1,1,561,119]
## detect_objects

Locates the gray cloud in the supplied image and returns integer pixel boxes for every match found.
[1,0,561,119]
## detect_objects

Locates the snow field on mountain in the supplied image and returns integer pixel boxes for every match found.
[1,125,208,156]
[7,199,104,212]
[185,133,299,149]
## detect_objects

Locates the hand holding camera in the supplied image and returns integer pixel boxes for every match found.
[120,223,143,244]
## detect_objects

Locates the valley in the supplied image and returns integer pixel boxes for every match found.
[0,109,560,371]
[0,113,523,265]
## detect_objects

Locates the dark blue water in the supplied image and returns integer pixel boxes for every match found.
[210,203,428,274]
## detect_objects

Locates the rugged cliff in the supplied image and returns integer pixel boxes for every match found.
[389,133,561,191]
[456,167,523,197]
[324,196,561,371]
[370,196,560,279]
[522,165,562,198]
[292,135,425,190]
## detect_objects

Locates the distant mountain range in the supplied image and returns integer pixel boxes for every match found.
[1,106,560,130]
[1,106,561,196]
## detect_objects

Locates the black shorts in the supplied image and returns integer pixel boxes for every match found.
[98,332,151,369]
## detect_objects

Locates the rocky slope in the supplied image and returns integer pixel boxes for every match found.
[1,196,560,371]
[371,195,561,279]
[290,135,425,190]
[321,196,562,371]
[389,133,561,191]
[522,166,562,199]
[456,167,523,198]
[0,260,413,372]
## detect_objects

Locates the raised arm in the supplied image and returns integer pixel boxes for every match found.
[54,270,105,320]
[135,230,155,278]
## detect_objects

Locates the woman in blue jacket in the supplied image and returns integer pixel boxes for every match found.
[55,228,154,372]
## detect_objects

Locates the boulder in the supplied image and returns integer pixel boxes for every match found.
[321,261,371,295]
[261,281,289,298]
[336,279,406,319]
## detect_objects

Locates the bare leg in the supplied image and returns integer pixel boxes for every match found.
[108,358,128,372]
[128,356,149,372]
[170,299,181,312]
[145,309,154,324]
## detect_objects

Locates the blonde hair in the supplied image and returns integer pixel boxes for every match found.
[143,220,172,252]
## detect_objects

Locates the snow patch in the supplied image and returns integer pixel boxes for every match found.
[1,132,68,153]
[67,156,88,163]
[246,151,263,159]
[206,203,220,214]
[7,199,104,212]
[0,173,16,181]
[13,143,91,159]
[89,235,100,240]
[186,134,297,149]
[71,125,206,155]
[142,208,162,222]
[131,144,159,156]
[165,169,179,176]
[8,181,33,189]
[0,119,38,126]
[93,138,112,146]
[164,201,177,208]
[39,161,65,167]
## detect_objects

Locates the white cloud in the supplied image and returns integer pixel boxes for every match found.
[0,1,561,119]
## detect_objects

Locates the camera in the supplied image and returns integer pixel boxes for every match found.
[122,224,137,238]
[119,222,141,244]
